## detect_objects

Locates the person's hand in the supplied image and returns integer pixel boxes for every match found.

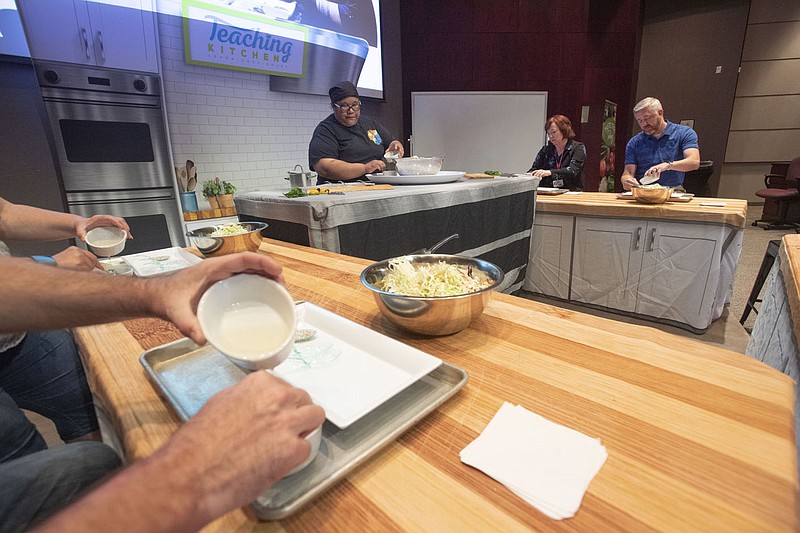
[386,140,404,157]
[155,371,325,523]
[532,169,552,178]
[643,162,670,181]
[147,252,284,345]
[621,175,640,190]
[53,246,102,271]
[77,215,132,241]
[364,160,386,174]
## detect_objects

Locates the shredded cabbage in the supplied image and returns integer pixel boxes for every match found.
[210,223,248,236]
[377,258,492,297]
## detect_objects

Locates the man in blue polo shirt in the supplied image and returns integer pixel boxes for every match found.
[620,97,700,191]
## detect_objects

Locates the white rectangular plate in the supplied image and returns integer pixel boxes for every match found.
[273,303,442,428]
[366,171,465,185]
[122,247,203,277]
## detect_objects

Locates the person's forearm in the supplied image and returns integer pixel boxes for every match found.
[670,158,700,172]
[0,199,84,241]
[316,159,369,181]
[0,257,153,332]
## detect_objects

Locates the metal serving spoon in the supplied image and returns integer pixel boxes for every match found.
[410,233,460,255]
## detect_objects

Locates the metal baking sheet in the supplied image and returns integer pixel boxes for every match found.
[140,338,468,520]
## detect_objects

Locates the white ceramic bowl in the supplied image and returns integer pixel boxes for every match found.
[286,425,322,476]
[85,227,127,257]
[197,275,296,371]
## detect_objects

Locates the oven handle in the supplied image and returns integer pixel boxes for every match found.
[67,191,177,206]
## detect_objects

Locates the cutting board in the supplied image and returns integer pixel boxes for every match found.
[307,184,395,192]
[464,173,495,179]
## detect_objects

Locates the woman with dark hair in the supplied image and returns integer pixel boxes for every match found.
[527,115,586,190]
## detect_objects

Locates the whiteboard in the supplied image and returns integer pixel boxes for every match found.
[411,92,548,174]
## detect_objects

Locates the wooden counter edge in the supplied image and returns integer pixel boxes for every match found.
[536,192,747,228]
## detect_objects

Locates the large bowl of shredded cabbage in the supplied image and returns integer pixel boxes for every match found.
[360,254,504,336]
[186,221,268,257]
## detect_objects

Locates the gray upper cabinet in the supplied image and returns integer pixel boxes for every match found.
[17,0,158,73]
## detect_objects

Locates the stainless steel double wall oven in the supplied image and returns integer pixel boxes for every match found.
[34,61,183,253]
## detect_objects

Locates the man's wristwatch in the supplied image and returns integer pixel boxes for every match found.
[667,161,674,170]
[31,255,57,266]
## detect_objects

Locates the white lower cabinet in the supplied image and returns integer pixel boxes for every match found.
[541,215,726,331]
[635,221,720,329]
[524,213,574,299]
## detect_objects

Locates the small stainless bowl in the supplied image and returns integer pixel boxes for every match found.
[632,185,674,204]
[395,156,444,176]
[360,254,504,336]
[186,221,268,258]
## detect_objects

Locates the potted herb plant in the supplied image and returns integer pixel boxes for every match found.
[201,178,222,209]
[218,179,237,208]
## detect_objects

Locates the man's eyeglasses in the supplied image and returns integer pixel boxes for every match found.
[333,102,361,112]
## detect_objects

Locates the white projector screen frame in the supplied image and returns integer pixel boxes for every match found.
[411,91,548,174]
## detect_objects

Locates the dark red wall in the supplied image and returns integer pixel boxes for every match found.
[400,0,642,191]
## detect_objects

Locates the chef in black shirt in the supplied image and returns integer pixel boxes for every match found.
[309,81,404,184]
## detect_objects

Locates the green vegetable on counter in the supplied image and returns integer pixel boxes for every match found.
[484,170,502,176]
[284,187,308,198]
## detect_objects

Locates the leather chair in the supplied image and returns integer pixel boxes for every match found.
[752,156,800,230]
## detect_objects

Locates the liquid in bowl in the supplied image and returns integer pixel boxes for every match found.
[217,303,292,358]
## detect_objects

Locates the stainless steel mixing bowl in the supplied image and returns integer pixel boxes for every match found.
[631,185,674,204]
[360,254,504,336]
[186,221,268,258]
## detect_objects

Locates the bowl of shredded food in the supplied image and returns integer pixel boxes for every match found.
[186,221,268,257]
[632,184,674,204]
[360,254,504,336]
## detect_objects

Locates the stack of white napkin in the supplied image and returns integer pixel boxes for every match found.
[460,402,607,520]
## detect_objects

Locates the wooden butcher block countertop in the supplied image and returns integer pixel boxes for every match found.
[536,192,748,228]
[73,238,795,532]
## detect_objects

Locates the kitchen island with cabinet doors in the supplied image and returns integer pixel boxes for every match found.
[746,233,800,469]
[526,192,747,332]
[235,176,540,293]
[72,238,796,531]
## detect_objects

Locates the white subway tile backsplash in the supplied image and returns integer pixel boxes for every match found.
[158,14,328,192]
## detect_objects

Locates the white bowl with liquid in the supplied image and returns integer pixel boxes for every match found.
[85,227,127,257]
[197,274,297,371]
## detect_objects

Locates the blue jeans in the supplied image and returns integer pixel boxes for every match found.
[0,329,99,461]
[0,330,119,532]
[0,442,121,533]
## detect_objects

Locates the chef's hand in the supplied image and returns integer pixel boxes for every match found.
[364,160,386,174]
[532,169,552,178]
[621,175,640,190]
[53,246,102,271]
[76,215,132,241]
[386,140,404,158]
[148,252,284,346]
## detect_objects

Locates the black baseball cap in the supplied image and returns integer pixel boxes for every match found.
[329,81,359,103]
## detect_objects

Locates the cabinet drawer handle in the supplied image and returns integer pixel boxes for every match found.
[97,31,105,61]
[81,28,90,59]
[633,227,641,250]
[647,228,657,251]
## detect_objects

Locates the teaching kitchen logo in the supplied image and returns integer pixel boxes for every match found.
[183,0,307,77]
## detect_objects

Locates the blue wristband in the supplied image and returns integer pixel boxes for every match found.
[31,255,57,266]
